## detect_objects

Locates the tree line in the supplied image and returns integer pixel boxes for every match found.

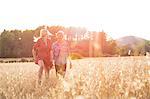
[0,25,149,58]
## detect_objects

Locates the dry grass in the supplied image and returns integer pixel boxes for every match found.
[0,56,150,99]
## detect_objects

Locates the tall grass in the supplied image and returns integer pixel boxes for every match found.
[0,57,150,99]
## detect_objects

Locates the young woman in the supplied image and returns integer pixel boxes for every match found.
[32,29,52,84]
[52,31,70,77]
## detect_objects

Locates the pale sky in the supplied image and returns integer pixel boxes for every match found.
[0,0,150,40]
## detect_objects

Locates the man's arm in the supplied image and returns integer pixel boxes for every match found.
[67,41,72,68]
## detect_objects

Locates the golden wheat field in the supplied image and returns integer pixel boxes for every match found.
[0,56,150,99]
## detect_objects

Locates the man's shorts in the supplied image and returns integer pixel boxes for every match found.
[55,64,66,76]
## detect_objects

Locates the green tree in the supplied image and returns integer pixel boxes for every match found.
[116,45,129,56]
[133,41,146,56]
[21,30,34,57]
[0,29,34,58]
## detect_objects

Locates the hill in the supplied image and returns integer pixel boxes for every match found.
[116,36,146,48]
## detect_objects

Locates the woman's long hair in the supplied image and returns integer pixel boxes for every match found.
[33,28,52,42]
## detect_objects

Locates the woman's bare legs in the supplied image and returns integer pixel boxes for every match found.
[44,66,50,80]
[38,60,44,85]
[38,60,50,85]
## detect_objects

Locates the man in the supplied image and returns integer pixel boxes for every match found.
[52,31,70,77]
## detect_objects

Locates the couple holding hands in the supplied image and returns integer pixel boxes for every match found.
[32,29,70,85]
